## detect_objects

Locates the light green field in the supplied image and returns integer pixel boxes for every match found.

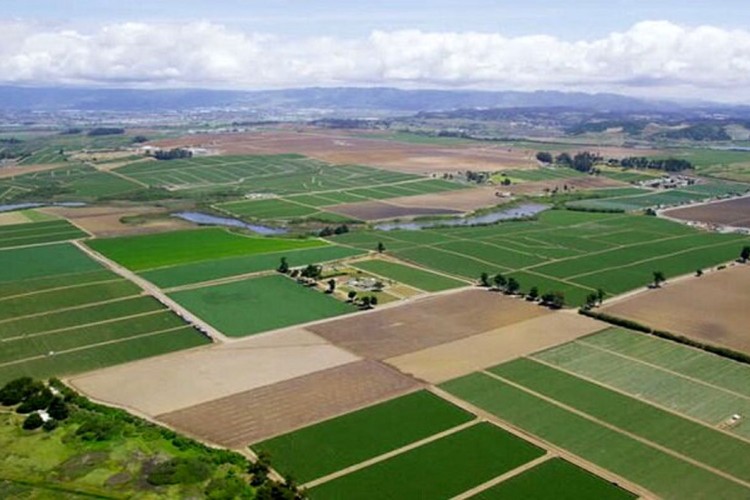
[87,228,327,271]
[143,245,364,289]
[169,274,356,337]
[442,373,750,499]
[329,210,750,306]
[492,358,750,483]
[253,391,474,482]
[469,458,636,500]
[0,219,87,249]
[534,340,750,439]
[352,259,466,292]
[309,423,544,500]
[0,243,99,284]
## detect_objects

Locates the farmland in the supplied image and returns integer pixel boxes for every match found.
[665,195,750,229]
[0,219,87,249]
[169,274,357,337]
[351,259,467,292]
[329,209,750,305]
[0,243,209,384]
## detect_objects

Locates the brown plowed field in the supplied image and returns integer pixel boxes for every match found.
[153,130,538,174]
[158,360,421,447]
[664,196,750,229]
[40,204,191,237]
[507,176,626,195]
[382,186,511,212]
[386,312,606,383]
[602,264,750,353]
[327,201,462,221]
[307,289,551,360]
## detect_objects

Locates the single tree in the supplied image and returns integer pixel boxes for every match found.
[327,279,336,294]
[347,290,357,302]
[506,277,520,295]
[541,291,565,309]
[479,272,490,287]
[277,257,289,274]
[377,242,386,254]
[22,413,43,430]
[47,397,69,421]
[585,292,598,309]
[741,245,750,263]
[652,271,666,288]
[596,288,606,305]
[527,286,539,301]
[696,268,704,277]
[492,273,507,291]
[369,296,378,307]
[360,296,372,309]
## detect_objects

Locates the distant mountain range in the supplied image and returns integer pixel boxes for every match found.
[0,85,707,114]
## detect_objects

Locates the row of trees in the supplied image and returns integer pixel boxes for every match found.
[154,148,192,161]
[479,272,566,309]
[616,157,693,172]
[536,150,694,173]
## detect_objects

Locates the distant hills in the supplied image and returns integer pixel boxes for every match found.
[0,85,700,113]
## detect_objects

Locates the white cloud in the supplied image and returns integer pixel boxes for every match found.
[1,20,750,100]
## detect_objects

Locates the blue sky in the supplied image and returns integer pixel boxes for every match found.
[3,1,750,100]
[10,0,748,39]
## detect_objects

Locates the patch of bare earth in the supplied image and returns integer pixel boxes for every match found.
[386,312,606,383]
[602,264,750,354]
[158,360,420,447]
[39,204,192,237]
[0,212,32,225]
[68,329,360,416]
[307,289,551,360]
[507,175,626,195]
[382,186,512,212]
[327,201,462,221]
[664,196,750,229]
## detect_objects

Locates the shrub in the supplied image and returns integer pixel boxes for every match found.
[22,413,44,430]
[205,476,253,500]
[147,457,211,486]
[0,377,43,406]
[47,397,69,421]
[42,419,59,432]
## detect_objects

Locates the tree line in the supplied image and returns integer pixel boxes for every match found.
[536,150,694,173]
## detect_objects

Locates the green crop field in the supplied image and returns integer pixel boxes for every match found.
[566,189,713,212]
[470,458,636,500]
[308,423,544,500]
[87,227,327,271]
[494,167,586,183]
[329,210,750,306]
[442,373,750,499]
[143,245,364,289]
[491,358,750,483]
[169,274,356,337]
[253,391,474,482]
[352,259,467,292]
[0,219,87,249]
[535,332,750,439]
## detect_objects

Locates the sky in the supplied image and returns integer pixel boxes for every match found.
[4,1,750,101]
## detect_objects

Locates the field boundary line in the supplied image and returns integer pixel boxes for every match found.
[73,240,230,344]
[575,340,750,405]
[0,309,167,343]
[0,277,123,303]
[482,370,750,490]
[450,453,553,500]
[422,244,514,273]
[426,386,655,499]
[0,227,85,244]
[350,256,473,287]
[529,356,750,447]
[0,325,190,368]
[302,419,481,489]
[0,294,142,325]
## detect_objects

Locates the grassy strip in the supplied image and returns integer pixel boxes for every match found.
[253,390,474,483]
[309,423,544,500]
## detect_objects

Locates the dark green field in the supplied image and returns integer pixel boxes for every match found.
[352,259,467,292]
[309,423,544,500]
[470,458,636,500]
[253,391,473,482]
[0,219,87,249]
[169,274,356,337]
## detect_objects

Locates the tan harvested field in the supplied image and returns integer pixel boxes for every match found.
[507,175,626,195]
[0,211,33,225]
[0,162,66,179]
[158,360,421,447]
[153,129,538,174]
[307,289,551,360]
[386,312,606,383]
[40,204,191,236]
[327,200,462,221]
[664,196,750,229]
[602,264,750,353]
[382,186,512,212]
[69,329,360,416]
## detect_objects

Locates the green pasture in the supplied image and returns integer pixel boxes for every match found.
[169,274,356,337]
[309,423,544,500]
[352,259,466,292]
[253,391,473,482]
[442,373,750,499]
[0,269,114,299]
[87,228,327,271]
[470,458,636,500]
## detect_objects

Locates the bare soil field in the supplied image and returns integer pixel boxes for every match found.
[602,264,750,353]
[0,211,33,225]
[68,329,360,416]
[382,186,512,212]
[507,176,626,195]
[386,312,606,383]
[153,129,538,174]
[158,360,420,447]
[307,289,551,360]
[327,201,462,221]
[664,196,750,229]
[40,204,191,236]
